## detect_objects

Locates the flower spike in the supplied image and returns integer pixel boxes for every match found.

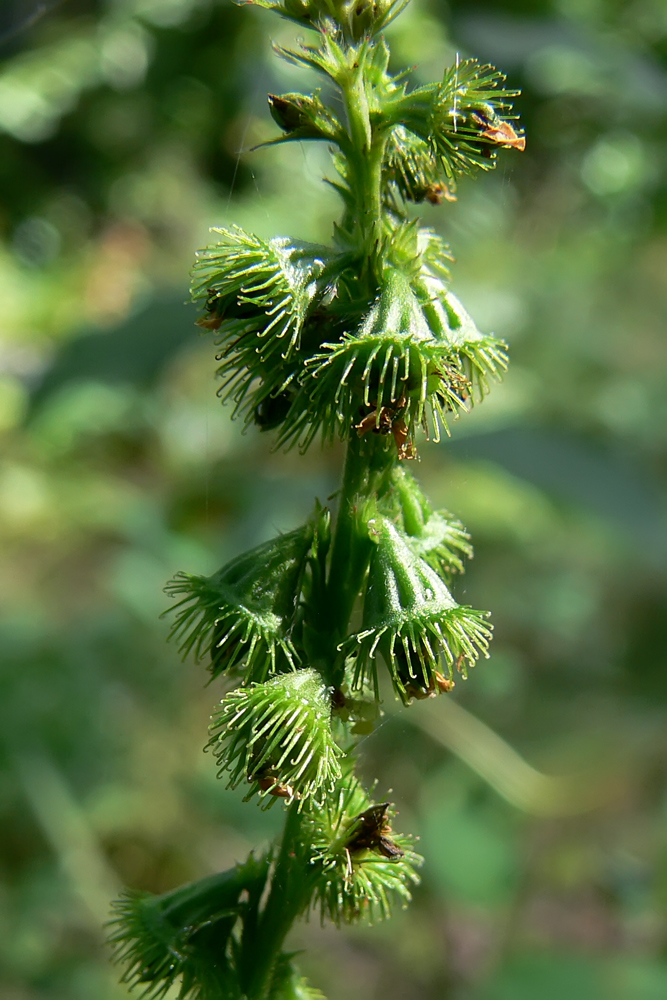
[112,1,523,992]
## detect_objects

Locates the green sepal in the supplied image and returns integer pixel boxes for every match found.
[109,855,269,1000]
[391,466,472,578]
[305,764,422,925]
[208,669,344,807]
[345,517,492,703]
[273,32,352,87]
[164,525,313,683]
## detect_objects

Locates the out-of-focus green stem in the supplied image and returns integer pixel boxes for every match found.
[411,698,618,817]
[13,750,121,928]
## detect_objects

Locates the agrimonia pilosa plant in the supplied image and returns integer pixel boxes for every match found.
[110,2,524,997]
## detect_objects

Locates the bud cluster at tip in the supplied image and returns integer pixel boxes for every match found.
[240,0,409,41]
[190,23,522,454]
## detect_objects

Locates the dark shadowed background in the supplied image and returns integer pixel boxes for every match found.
[1,0,666,997]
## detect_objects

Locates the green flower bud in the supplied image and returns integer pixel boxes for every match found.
[345,517,492,703]
[305,764,422,924]
[268,92,341,142]
[269,93,312,133]
[165,524,313,683]
[208,669,344,807]
[240,0,408,39]
[335,0,405,40]
[109,856,269,999]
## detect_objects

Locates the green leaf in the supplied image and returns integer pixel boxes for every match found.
[305,764,422,925]
[208,669,344,807]
[164,525,313,683]
[272,32,351,85]
[109,857,269,1000]
[345,517,492,703]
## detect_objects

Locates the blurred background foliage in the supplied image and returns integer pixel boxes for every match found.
[0,0,666,997]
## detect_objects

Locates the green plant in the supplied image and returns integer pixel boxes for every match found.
[110,2,523,996]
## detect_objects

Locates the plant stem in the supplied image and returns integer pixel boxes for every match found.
[241,804,312,1000]
[240,443,397,997]
[327,435,369,642]
[341,63,386,270]
[240,440,394,996]
[326,434,395,686]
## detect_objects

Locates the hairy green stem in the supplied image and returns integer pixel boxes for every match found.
[241,805,311,1000]
[240,438,397,996]
[240,439,395,995]
[326,435,395,686]
[341,64,386,269]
